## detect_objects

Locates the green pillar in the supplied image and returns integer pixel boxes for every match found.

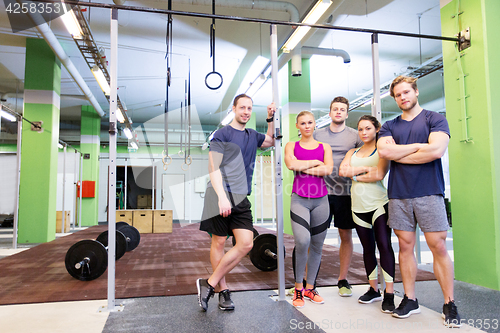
[18,38,61,243]
[282,59,311,235]
[441,0,500,290]
[80,105,101,226]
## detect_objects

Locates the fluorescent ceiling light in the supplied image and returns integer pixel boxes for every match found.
[235,56,269,96]
[91,65,110,96]
[315,118,330,129]
[58,142,64,149]
[0,107,16,122]
[380,91,391,99]
[123,127,133,139]
[130,141,138,149]
[61,3,84,39]
[208,130,217,141]
[362,91,391,107]
[282,0,332,53]
[116,108,125,123]
[221,111,235,126]
[246,74,267,98]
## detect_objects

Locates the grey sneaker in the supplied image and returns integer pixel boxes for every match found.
[392,294,420,318]
[196,278,214,312]
[218,289,235,311]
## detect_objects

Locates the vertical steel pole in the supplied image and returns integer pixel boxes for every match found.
[124,158,128,209]
[78,153,83,228]
[12,115,22,249]
[259,155,264,225]
[62,144,67,233]
[152,163,155,210]
[270,24,285,301]
[72,150,78,230]
[107,7,119,311]
[371,33,381,122]
[270,149,275,229]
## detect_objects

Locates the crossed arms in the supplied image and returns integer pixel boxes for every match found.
[377,131,449,164]
[339,149,389,182]
[284,142,334,177]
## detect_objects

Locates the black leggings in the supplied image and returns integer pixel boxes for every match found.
[353,204,395,283]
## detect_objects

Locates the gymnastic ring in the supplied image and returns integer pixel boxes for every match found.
[205,71,223,90]
[181,163,190,171]
[185,155,193,165]
[178,150,185,158]
[162,153,172,171]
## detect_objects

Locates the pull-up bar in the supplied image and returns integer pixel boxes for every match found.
[35,0,460,43]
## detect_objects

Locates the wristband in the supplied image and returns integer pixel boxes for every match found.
[353,175,357,182]
[266,117,274,123]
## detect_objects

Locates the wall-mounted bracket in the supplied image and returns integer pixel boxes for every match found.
[31,121,43,132]
[457,27,471,51]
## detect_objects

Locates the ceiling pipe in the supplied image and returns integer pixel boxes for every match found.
[301,46,351,63]
[113,0,300,22]
[1,93,95,112]
[278,46,350,70]
[19,3,105,117]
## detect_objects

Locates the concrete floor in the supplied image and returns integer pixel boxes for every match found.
[1,224,499,332]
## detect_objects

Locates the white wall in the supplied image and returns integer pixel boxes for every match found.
[56,151,80,226]
[98,153,209,223]
[0,151,80,225]
[0,154,17,215]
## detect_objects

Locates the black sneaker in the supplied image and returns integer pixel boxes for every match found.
[392,294,421,318]
[381,290,395,313]
[196,278,214,312]
[218,289,235,311]
[442,300,462,328]
[358,287,382,304]
[338,279,353,297]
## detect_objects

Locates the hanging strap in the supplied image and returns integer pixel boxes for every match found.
[163,0,173,170]
[205,0,223,90]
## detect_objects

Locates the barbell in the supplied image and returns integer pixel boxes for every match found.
[65,223,140,281]
[249,234,285,272]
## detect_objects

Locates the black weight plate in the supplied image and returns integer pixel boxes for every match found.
[250,234,279,271]
[116,221,130,230]
[118,225,141,252]
[96,230,127,260]
[65,239,107,281]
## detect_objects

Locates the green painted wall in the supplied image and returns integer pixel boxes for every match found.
[18,38,60,243]
[0,144,16,152]
[80,106,101,226]
[441,0,500,290]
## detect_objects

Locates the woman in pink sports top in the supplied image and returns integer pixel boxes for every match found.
[284,111,333,308]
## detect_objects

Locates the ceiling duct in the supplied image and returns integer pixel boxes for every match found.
[113,0,300,22]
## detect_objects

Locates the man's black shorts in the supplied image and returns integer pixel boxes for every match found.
[199,186,253,237]
[327,195,356,230]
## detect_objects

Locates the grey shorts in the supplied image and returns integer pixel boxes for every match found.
[388,195,449,233]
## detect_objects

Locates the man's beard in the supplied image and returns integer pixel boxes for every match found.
[400,99,417,111]
[332,118,345,125]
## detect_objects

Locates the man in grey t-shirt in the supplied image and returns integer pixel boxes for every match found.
[314,96,363,297]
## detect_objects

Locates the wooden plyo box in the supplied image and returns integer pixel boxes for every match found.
[133,210,153,234]
[56,211,71,233]
[116,210,133,226]
[153,210,173,233]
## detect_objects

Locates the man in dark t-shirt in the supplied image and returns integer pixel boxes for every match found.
[378,76,461,327]
[197,94,275,312]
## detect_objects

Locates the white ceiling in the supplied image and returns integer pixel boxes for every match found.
[0,0,449,144]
